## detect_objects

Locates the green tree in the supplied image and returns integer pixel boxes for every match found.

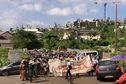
[12,29,41,49]
[41,30,59,50]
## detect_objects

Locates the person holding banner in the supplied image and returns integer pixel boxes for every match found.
[65,60,72,79]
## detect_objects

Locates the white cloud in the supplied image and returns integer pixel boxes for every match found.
[47,3,90,16]
[20,0,33,3]
[0,0,45,31]
[121,0,126,4]
[47,8,73,16]
[20,3,42,12]
[0,10,20,31]
[11,0,43,12]
[0,0,125,31]
[94,0,104,4]
[23,20,45,28]
[34,4,42,11]
[94,0,123,4]
[73,4,88,15]
[0,19,16,27]
[29,21,45,26]
[10,0,33,6]
[90,9,98,13]
[58,0,83,3]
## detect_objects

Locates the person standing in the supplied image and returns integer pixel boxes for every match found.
[88,56,98,76]
[19,60,27,81]
[28,60,34,82]
[65,60,72,79]
[92,57,98,69]
[25,59,29,80]
[33,60,38,77]
[114,73,126,84]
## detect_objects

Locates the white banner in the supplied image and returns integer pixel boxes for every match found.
[48,55,93,76]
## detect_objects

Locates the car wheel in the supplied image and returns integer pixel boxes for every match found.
[2,71,9,76]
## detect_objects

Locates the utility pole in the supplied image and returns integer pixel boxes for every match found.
[115,3,118,51]
[113,0,120,51]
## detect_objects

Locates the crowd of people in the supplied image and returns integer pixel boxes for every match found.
[18,49,126,84]
[19,49,99,82]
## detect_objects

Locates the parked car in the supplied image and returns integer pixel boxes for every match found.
[0,61,21,76]
[96,59,122,80]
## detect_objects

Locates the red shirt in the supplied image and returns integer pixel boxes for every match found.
[118,73,126,84]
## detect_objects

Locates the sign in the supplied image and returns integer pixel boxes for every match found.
[48,55,93,76]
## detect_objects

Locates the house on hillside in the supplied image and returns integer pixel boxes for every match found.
[24,28,42,33]
[0,31,13,48]
[77,30,101,40]
[62,28,101,40]
[118,25,126,29]
[62,28,75,39]
[23,28,43,39]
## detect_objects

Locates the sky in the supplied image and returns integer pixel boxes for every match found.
[0,0,126,31]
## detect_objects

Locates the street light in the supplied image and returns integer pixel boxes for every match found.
[104,3,107,21]
[94,0,120,51]
[94,2,107,21]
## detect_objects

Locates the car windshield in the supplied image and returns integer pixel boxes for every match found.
[98,60,116,66]
[8,61,21,67]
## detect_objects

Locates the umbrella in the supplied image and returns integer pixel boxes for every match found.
[112,54,126,60]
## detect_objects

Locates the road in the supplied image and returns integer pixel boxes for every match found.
[0,74,116,84]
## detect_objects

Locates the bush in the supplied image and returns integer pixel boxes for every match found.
[0,57,9,67]
[21,52,30,60]
[0,48,9,67]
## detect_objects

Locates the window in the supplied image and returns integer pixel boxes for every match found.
[12,61,21,66]
[98,60,116,66]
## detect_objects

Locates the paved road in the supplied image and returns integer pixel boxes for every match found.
[0,74,116,84]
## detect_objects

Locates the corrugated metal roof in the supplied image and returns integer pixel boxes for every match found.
[0,32,5,35]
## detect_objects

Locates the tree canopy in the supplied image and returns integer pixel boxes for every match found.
[12,29,41,49]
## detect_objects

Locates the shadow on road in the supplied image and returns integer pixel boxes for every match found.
[67,78,76,84]
[73,73,96,79]
[33,80,49,83]
[98,78,116,82]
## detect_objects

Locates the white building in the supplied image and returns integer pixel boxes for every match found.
[24,28,42,34]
